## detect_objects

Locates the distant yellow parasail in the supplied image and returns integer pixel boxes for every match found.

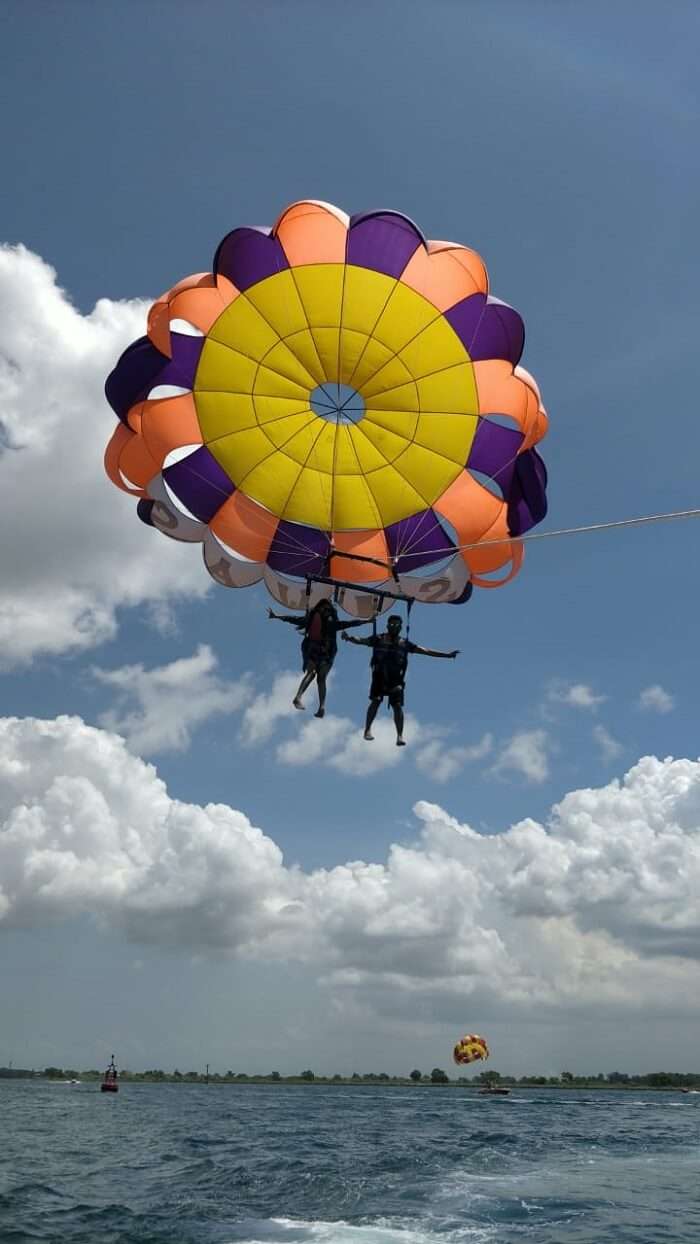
[453,1033,490,1065]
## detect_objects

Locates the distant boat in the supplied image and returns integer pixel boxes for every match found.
[478,1085,511,1096]
[100,1056,118,1093]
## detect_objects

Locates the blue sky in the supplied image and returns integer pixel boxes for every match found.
[1,0,699,1077]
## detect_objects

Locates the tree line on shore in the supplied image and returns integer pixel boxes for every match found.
[2,1066,699,1088]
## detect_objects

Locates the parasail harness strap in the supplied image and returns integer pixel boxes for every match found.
[405,597,414,644]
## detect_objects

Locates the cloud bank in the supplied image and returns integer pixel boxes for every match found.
[2,715,699,1022]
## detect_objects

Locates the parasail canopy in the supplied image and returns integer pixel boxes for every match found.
[105,201,548,616]
[453,1033,490,1065]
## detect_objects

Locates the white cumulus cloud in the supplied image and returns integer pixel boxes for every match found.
[0,246,209,667]
[414,733,493,783]
[593,723,623,761]
[3,716,700,1022]
[639,684,675,714]
[94,645,252,754]
[239,671,302,745]
[0,715,291,948]
[277,711,421,775]
[548,681,606,710]
[493,729,551,783]
[242,671,492,782]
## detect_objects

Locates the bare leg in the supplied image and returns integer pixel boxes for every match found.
[293,669,315,709]
[393,703,405,746]
[364,698,381,740]
[314,670,328,718]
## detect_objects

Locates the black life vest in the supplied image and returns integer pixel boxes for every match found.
[372,635,408,682]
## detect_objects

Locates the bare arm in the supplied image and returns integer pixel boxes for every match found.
[268,609,306,627]
[341,632,375,647]
[409,643,459,659]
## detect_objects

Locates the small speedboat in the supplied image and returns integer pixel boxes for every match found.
[100,1055,118,1093]
[478,1085,511,1095]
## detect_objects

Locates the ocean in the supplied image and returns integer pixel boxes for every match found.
[1,1081,698,1243]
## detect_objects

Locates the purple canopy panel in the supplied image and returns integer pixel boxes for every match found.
[467,420,524,497]
[507,448,548,535]
[385,509,455,574]
[347,211,424,278]
[214,226,288,290]
[162,446,235,524]
[154,332,204,392]
[105,333,204,423]
[446,295,525,365]
[267,520,331,579]
[105,336,167,423]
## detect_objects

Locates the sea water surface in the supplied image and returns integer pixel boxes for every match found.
[1,1081,698,1243]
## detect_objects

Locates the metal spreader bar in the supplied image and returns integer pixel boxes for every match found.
[326,548,396,575]
[305,574,413,606]
[325,547,397,579]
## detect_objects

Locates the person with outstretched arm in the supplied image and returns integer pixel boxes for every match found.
[268,598,365,718]
[342,614,458,746]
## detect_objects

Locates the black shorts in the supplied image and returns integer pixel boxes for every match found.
[369,670,404,707]
[302,640,332,677]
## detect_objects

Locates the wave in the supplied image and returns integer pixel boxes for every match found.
[224,1217,498,1244]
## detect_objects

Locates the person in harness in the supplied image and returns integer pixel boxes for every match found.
[268,598,366,718]
[342,614,459,746]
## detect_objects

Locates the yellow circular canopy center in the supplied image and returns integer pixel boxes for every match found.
[194,264,479,530]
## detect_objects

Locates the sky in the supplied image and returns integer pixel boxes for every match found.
[1,0,699,1079]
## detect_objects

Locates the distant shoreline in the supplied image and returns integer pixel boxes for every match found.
[2,1072,698,1092]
